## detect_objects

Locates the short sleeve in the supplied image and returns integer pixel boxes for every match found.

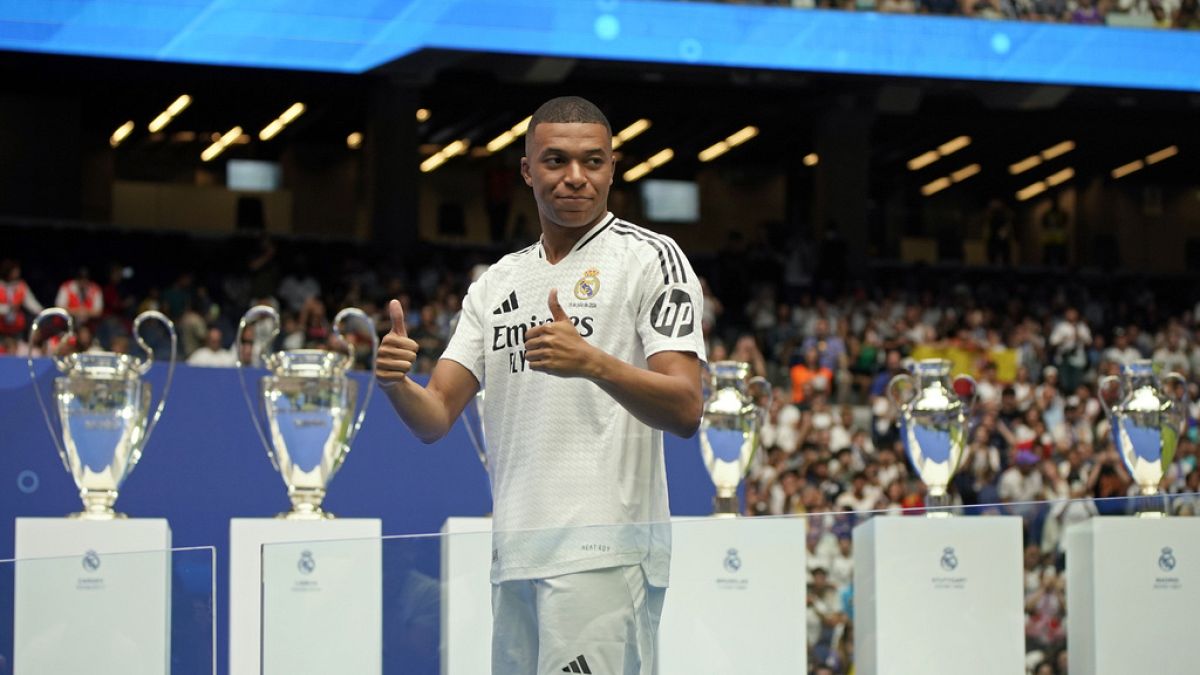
[440,276,488,384]
[634,238,707,363]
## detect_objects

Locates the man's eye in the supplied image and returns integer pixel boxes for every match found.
[545,157,564,166]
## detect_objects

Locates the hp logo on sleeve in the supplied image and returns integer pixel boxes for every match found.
[650,289,695,338]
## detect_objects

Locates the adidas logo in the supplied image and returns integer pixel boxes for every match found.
[492,290,520,315]
[561,655,592,673]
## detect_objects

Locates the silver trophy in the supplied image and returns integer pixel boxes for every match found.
[887,358,976,515]
[27,308,177,519]
[1099,360,1187,511]
[238,305,377,519]
[462,389,489,472]
[699,361,770,517]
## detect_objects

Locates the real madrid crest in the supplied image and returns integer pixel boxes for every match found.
[574,267,600,300]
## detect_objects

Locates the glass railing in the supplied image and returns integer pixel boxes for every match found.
[0,546,215,675]
[259,494,1199,675]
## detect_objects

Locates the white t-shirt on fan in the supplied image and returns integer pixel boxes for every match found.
[441,213,706,587]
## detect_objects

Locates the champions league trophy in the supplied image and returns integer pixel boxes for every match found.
[27,308,177,519]
[1099,359,1187,515]
[699,361,770,517]
[238,305,377,519]
[462,389,489,471]
[887,358,976,515]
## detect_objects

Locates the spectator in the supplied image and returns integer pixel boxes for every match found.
[187,327,237,368]
[55,266,103,328]
[0,259,43,342]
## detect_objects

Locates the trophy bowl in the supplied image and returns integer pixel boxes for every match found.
[28,308,177,519]
[239,306,377,519]
[888,358,975,515]
[1099,359,1187,510]
[698,361,770,517]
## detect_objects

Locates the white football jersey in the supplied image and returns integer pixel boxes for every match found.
[441,213,706,586]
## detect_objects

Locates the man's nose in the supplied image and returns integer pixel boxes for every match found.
[563,161,586,186]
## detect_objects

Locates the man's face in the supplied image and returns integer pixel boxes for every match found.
[521,122,614,230]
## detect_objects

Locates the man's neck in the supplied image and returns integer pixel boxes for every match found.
[539,212,607,264]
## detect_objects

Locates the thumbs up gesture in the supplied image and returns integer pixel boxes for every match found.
[524,289,597,378]
[376,299,420,388]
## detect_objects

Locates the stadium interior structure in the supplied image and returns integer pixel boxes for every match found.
[3,2,1200,675]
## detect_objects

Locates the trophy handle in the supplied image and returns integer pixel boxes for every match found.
[131,310,178,443]
[237,305,281,460]
[886,373,916,410]
[26,308,75,472]
[1098,375,1123,418]
[1160,371,1189,432]
[463,389,489,471]
[747,375,772,423]
[332,307,378,448]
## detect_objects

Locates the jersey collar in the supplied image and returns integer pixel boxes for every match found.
[537,212,616,261]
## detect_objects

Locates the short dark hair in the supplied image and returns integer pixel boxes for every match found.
[525,96,611,152]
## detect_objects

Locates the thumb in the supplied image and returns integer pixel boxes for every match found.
[388,299,408,337]
[548,289,569,322]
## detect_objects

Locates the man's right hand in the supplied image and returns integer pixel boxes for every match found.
[376,299,419,388]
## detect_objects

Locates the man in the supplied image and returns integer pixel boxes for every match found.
[375,96,704,675]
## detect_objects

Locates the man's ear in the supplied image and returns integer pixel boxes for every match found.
[520,156,533,187]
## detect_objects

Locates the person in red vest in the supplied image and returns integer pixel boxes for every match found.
[0,259,44,340]
[55,266,104,329]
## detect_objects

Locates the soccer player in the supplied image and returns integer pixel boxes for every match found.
[376,96,705,674]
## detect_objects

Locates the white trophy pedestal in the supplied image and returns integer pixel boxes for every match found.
[657,516,807,673]
[853,516,1024,675]
[13,517,172,675]
[439,516,808,675]
[229,518,382,675]
[1066,517,1199,675]
[440,516,493,675]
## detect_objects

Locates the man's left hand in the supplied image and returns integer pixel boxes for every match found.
[524,289,600,379]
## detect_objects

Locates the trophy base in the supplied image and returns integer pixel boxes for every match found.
[68,510,128,521]
[712,495,740,518]
[276,506,335,520]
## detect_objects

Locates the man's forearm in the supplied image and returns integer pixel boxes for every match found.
[586,352,702,438]
[381,378,455,444]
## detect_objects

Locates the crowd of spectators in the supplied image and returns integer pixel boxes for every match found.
[705,0,1200,29]
[6,224,1200,675]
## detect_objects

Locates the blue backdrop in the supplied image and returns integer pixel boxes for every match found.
[0,356,714,674]
[0,0,1198,92]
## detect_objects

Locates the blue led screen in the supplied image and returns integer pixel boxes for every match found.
[0,1,1197,91]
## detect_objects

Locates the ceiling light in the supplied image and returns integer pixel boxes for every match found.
[938,136,971,156]
[420,139,470,173]
[1111,159,1144,179]
[109,120,134,148]
[201,126,242,162]
[921,176,952,197]
[416,108,431,123]
[485,116,533,154]
[1041,140,1075,160]
[907,150,940,171]
[908,136,970,172]
[259,102,305,141]
[612,119,651,150]
[1016,181,1047,201]
[148,94,191,133]
[1009,155,1042,175]
[347,132,363,150]
[1146,145,1179,165]
[1046,167,1074,187]
[803,153,819,167]
[697,126,758,162]
[950,163,981,182]
[698,142,729,163]
[622,148,674,182]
